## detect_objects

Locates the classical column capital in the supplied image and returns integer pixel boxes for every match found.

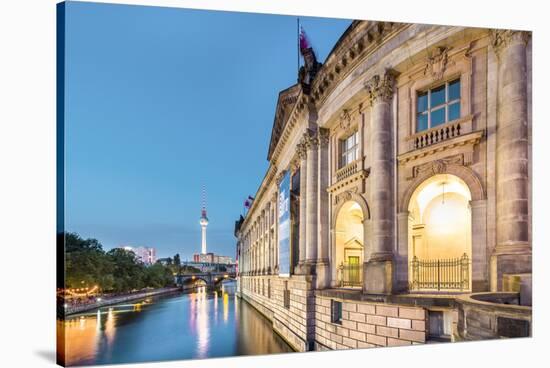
[364,69,397,106]
[296,141,308,160]
[318,127,330,147]
[303,130,319,151]
[491,29,530,56]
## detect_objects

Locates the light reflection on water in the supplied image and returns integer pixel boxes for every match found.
[58,282,293,366]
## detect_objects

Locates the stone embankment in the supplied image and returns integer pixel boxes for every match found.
[63,287,181,316]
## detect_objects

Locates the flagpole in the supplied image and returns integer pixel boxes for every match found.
[297,17,300,76]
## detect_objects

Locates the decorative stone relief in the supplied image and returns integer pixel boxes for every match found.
[364,69,396,106]
[339,109,352,131]
[318,127,330,147]
[333,187,358,205]
[409,154,465,180]
[303,130,319,151]
[296,141,307,160]
[424,46,454,81]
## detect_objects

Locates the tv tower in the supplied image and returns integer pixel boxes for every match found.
[199,185,209,254]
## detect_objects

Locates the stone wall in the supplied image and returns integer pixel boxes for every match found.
[239,275,315,352]
[314,296,427,350]
[239,277,430,352]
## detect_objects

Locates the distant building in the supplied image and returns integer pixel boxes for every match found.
[120,245,157,265]
[193,252,234,265]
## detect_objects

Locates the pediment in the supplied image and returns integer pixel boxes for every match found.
[267,84,302,160]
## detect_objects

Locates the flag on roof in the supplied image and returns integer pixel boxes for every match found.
[299,26,310,52]
[244,195,255,209]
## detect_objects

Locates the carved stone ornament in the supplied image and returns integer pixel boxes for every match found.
[318,127,330,146]
[411,154,464,179]
[333,187,358,205]
[339,109,352,131]
[424,46,454,81]
[303,130,319,150]
[296,141,308,160]
[364,70,396,106]
[491,30,530,56]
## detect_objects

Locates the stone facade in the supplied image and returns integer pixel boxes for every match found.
[235,20,532,351]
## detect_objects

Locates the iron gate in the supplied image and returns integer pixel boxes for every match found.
[410,253,470,291]
[337,262,363,287]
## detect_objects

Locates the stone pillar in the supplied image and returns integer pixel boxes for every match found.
[316,128,331,288]
[470,199,488,291]
[491,30,531,291]
[304,130,319,271]
[363,70,396,294]
[296,141,308,273]
[394,211,410,293]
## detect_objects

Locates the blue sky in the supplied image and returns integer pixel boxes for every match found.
[64,1,352,260]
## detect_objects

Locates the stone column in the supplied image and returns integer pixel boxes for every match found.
[394,211,410,293]
[304,130,319,272]
[316,128,331,288]
[491,30,531,291]
[296,141,308,273]
[363,70,396,294]
[470,200,488,291]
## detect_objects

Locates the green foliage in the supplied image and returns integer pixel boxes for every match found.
[64,232,176,293]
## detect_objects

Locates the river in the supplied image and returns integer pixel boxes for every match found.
[57,282,294,366]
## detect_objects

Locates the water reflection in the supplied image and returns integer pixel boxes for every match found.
[59,281,293,366]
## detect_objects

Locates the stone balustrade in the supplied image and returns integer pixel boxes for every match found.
[335,158,362,182]
[409,118,471,150]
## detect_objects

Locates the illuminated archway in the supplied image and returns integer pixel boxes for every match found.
[334,200,365,287]
[407,174,472,291]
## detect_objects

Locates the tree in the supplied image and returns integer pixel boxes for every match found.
[63,232,177,293]
[64,232,113,290]
[145,263,175,288]
[107,248,146,292]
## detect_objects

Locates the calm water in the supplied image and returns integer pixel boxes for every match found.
[58,282,293,366]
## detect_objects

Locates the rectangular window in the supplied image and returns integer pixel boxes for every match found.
[267,279,271,299]
[339,131,359,168]
[416,78,461,132]
[331,300,343,324]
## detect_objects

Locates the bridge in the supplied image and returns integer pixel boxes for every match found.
[175,271,236,289]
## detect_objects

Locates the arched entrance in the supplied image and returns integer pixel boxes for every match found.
[407,174,472,292]
[334,200,365,288]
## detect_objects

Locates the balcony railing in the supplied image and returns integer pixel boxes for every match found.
[410,254,470,291]
[336,158,361,182]
[337,262,363,287]
[410,120,464,150]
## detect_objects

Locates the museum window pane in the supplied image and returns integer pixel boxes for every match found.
[431,107,445,127]
[416,78,461,132]
[417,92,428,113]
[449,102,460,121]
[340,131,359,168]
[417,113,428,132]
[449,79,461,101]
[431,84,446,107]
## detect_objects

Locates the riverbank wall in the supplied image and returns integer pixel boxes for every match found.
[62,287,181,317]
[237,275,438,352]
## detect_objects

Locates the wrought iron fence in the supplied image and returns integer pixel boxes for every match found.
[410,253,470,291]
[337,262,363,287]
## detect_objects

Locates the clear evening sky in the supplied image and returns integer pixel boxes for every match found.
[64,1,352,260]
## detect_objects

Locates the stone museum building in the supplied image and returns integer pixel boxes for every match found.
[234,21,532,351]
